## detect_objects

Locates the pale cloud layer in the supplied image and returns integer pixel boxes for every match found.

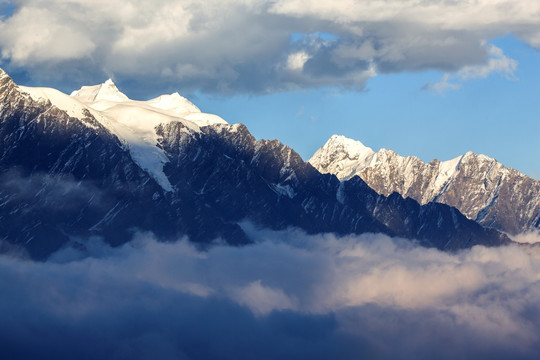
[2,226,540,358]
[0,0,538,94]
[511,230,540,245]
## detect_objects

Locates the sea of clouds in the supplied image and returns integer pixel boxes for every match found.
[1,224,539,359]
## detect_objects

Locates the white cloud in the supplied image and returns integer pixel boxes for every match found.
[0,0,537,94]
[111,2,192,54]
[269,0,540,32]
[286,51,311,71]
[0,6,95,63]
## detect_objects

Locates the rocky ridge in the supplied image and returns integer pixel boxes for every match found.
[309,135,540,235]
[0,69,510,259]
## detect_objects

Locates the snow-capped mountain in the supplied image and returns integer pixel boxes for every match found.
[0,68,510,259]
[21,77,226,191]
[309,135,540,235]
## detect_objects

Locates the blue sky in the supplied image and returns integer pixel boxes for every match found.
[0,0,538,177]
[196,35,540,178]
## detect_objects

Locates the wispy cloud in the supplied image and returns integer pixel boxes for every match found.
[458,45,518,80]
[422,73,461,94]
[424,45,518,93]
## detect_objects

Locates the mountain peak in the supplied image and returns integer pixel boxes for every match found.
[322,135,375,159]
[462,150,493,162]
[0,67,8,79]
[309,135,377,180]
[146,92,201,114]
[0,69,19,102]
[70,78,129,103]
[0,67,14,88]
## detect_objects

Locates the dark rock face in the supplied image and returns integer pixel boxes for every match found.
[0,69,510,260]
[157,122,509,250]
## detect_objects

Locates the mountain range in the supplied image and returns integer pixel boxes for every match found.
[0,68,513,259]
[309,135,540,235]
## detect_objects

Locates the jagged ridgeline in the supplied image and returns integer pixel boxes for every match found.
[0,68,510,260]
[309,135,540,235]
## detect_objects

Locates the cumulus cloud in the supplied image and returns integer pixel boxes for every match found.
[1,225,540,359]
[0,6,96,64]
[0,0,537,94]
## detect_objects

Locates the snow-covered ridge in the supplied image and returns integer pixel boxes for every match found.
[310,134,477,196]
[19,78,228,192]
[20,86,94,120]
[310,134,466,190]
[309,134,540,234]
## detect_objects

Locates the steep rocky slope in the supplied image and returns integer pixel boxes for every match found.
[0,69,510,259]
[310,135,540,234]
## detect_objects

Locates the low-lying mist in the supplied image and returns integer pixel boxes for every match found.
[1,224,539,360]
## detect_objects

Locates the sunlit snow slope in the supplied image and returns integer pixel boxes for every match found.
[20,79,227,192]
